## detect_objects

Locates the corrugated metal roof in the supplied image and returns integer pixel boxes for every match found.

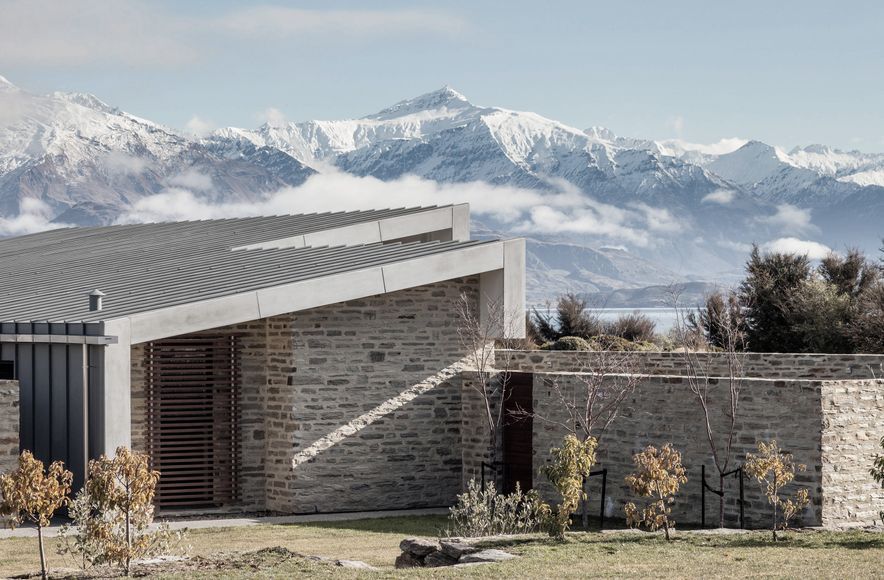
[0,206,491,324]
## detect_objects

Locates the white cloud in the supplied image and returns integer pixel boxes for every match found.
[0,86,31,127]
[0,198,71,236]
[103,151,149,176]
[756,203,815,233]
[715,239,753,253]
[213,7,467,39]
[628,202,683,233]
[659,138,748,157]
[668,115,685,137]
[516,205,650,246]
[116,170,680,248]
[184,116,215,137]
[761,237,832,260]
[0,0,198,67]
[701,189,737,205]
[167,169,213,191]
[260,107,288,127]
[0,2,466,68]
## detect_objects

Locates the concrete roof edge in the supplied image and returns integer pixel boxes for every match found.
[113,240,513,345]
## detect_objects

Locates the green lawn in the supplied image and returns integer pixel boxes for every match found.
[0,515,881,578]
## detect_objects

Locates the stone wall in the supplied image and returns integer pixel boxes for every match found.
[820,380,884,526]
[518,372,884,529]
[131,277,478,513]
[267,277,477,513]
[499,350,884,380]
[461,373,498,489]
[0,380,19,473]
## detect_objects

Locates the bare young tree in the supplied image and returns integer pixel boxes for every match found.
[456,290,523,487]
[671,285,748,528]
[519,349,643,528]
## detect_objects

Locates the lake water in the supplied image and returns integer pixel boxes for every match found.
[594,308,681,333]
[529,307,685,333]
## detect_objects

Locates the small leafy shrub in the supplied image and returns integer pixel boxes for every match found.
[872,436,884,525]
[0,450,73,580]
[623,443,687,541]
[542,435,598,540]
[447,479,548,537]
[743,440,811,541]
[541,336,593,351]
[587,334,656,352]
[604,312,657,343]
[58,447,185,575]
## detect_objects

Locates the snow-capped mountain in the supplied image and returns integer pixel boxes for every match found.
[0,75,313,224]
[0,77,881,301]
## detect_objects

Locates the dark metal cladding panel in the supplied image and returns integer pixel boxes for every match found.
[33,343,51,461]
[87,344,105,460]
[67,344,88,490]
[0,343,14,366]
[50,343,68,464]
[17,343,33,452]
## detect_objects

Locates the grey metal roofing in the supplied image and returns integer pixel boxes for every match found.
[0,206,491,324]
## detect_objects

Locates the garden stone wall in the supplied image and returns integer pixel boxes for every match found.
[521,373,884,529]
[820,380,884,526]
[499,350,884,380]
[0,380,19,472]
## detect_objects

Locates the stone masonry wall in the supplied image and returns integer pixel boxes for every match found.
[130,277,477,513]
[820,380,884,526]
[0,380,19,473]
[500,350,884,380]
[503,371,884,529]
[266,277,477,513]
[461,374,498,489]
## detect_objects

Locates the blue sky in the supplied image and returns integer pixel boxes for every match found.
[2,0,883,151]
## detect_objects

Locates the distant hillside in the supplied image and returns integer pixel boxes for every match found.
[580,281,724,309]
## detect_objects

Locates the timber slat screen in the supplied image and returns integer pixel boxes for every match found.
[144,335,242,509]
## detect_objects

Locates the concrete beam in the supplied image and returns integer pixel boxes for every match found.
[118,240,516,344]
[232,206,461,251]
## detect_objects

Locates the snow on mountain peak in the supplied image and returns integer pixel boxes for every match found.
[51,91,119,115]
[584,126,617,142]
[0,74,17,91]
[367,86,472,120]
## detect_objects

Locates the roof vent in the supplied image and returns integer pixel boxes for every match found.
[88,289,106,312]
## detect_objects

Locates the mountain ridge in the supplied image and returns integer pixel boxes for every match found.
[0,78,881,301]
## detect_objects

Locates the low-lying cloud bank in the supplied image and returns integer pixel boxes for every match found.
[0,198,71,236]
[117,170,681,248]
[761,237,832,260]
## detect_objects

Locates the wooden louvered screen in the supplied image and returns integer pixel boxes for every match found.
[144,335,242,509]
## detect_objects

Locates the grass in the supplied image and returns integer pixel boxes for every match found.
[0,515,881,578]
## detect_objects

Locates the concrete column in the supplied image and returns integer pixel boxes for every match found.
[98,319,132,455]
[478,239,526,338]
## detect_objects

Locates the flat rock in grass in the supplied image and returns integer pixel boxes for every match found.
[459,549,518,564]
[424,551,459,568]
[399,537,439,557]
[395,552,424,569]
[440,540,479,560]
[336,559,378,570]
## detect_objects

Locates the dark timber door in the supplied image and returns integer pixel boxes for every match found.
[503,372,533,493]
[144,335,242,509]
